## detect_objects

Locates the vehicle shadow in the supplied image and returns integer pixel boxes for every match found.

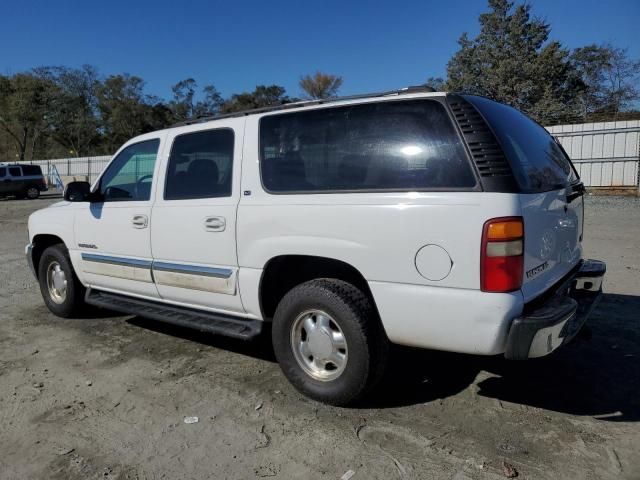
[122,293,639,421]
[361,293,640,421]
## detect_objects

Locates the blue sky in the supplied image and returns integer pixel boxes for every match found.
[2,0,639,100]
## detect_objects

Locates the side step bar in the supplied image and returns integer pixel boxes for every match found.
[85,289,262,340]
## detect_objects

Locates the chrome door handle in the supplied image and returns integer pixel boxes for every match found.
[132,214,148,229]
[204,216,226,232]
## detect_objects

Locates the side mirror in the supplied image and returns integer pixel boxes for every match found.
[63,181,91,202]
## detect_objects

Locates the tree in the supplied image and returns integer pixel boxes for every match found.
[197,84,224,117]
[571,44,640,120]
[170,79,224,120]
[0,73,54,160]
[424,77,446,91]
[96,74,169,152]
[446,0,583,124]
[221,85,292,113]
[34,65,101,157]
[299,72,343,99]
[170,78,197,120]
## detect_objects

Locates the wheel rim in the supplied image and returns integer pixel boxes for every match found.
[27,187,38,198]
[290,309,348,382]
[46,261,67,304]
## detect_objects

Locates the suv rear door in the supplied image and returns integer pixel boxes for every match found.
[467,96,583,302]
[7,166,24,195]
[0,167,8,195]
[150,118,245,314]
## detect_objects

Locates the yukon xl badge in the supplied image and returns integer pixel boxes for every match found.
[78,243,98,249]
[526,261,549,279]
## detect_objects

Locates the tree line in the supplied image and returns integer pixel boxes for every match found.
[1,0,638,161]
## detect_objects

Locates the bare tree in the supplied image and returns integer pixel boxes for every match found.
[299,72,343,99]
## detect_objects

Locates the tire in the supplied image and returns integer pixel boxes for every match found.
[37,244,86,318]
[272,279,388,406]
[26,186,40,199]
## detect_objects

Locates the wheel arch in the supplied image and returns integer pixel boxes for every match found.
[258,254,380,321]
[31,234,66,279]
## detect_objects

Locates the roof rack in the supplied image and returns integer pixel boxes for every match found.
[170,85,439,127]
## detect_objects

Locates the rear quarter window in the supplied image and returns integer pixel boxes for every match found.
[259,99,476,193]
[466,95,578,193]
[21,165,42,176]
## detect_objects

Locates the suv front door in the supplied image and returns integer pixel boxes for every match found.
[74,136,163,299]
[150,120,244,314]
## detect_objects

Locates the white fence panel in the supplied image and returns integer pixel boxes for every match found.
[547,120,639,189]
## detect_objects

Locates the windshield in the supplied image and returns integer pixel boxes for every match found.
[465,95,578,193]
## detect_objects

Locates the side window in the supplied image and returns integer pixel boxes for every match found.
[0,167,6,177]
[259,100,476,193]
[99,139,160,202]
[164,129,234,200]
[22,165,42,176]
[9,167,21,177]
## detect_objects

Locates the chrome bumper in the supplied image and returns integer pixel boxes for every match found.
[505,259,606,360]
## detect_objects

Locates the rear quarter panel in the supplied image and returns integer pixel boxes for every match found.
[237,115,522,320]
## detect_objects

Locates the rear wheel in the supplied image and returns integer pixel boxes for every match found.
[272,279,388,405]
[37,244,86,317]
[26,186,40,199]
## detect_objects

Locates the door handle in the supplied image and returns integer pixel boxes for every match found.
[132,214,149,229]
[204,216,226,232]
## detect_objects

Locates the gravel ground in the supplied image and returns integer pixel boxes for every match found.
[0,194,638,480]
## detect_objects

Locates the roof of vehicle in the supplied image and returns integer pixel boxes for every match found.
[170,85,446,128]
[115,86,450,153]
[0,162,42,168]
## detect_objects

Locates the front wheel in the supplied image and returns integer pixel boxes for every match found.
[272,279,388,406]
[37,244,86,317]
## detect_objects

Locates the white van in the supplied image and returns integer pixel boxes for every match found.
[26,88,605,405]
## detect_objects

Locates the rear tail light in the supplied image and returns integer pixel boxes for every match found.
[481,217,524,292]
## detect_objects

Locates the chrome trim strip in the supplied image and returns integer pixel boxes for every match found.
[81,253,152,268]
[152,261,233,279]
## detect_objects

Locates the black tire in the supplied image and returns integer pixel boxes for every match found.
[272,279,388,406]
[37,244,86,318]
[26,186,40,199]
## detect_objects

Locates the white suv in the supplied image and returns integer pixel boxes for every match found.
[26,88,605,405]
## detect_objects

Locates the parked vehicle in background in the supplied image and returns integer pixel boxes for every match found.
[25,88,605,405]
[0,163,48,199]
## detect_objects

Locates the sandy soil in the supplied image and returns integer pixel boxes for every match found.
[0,194,638,480]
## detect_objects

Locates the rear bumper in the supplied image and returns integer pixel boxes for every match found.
[505,259,606,360]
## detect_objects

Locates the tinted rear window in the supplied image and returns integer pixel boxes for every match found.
[9,167,21,176]
[466,95,577,192]
[165,129,234,200]
[259,100,476,192]
[0,167,6,177]
[22,165,42,176]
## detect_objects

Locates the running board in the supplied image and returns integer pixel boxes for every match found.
[85,289,262,340]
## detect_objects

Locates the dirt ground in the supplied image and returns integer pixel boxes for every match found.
[0,194,638,480]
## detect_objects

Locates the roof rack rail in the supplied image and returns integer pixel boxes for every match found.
[169,85,442,127]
